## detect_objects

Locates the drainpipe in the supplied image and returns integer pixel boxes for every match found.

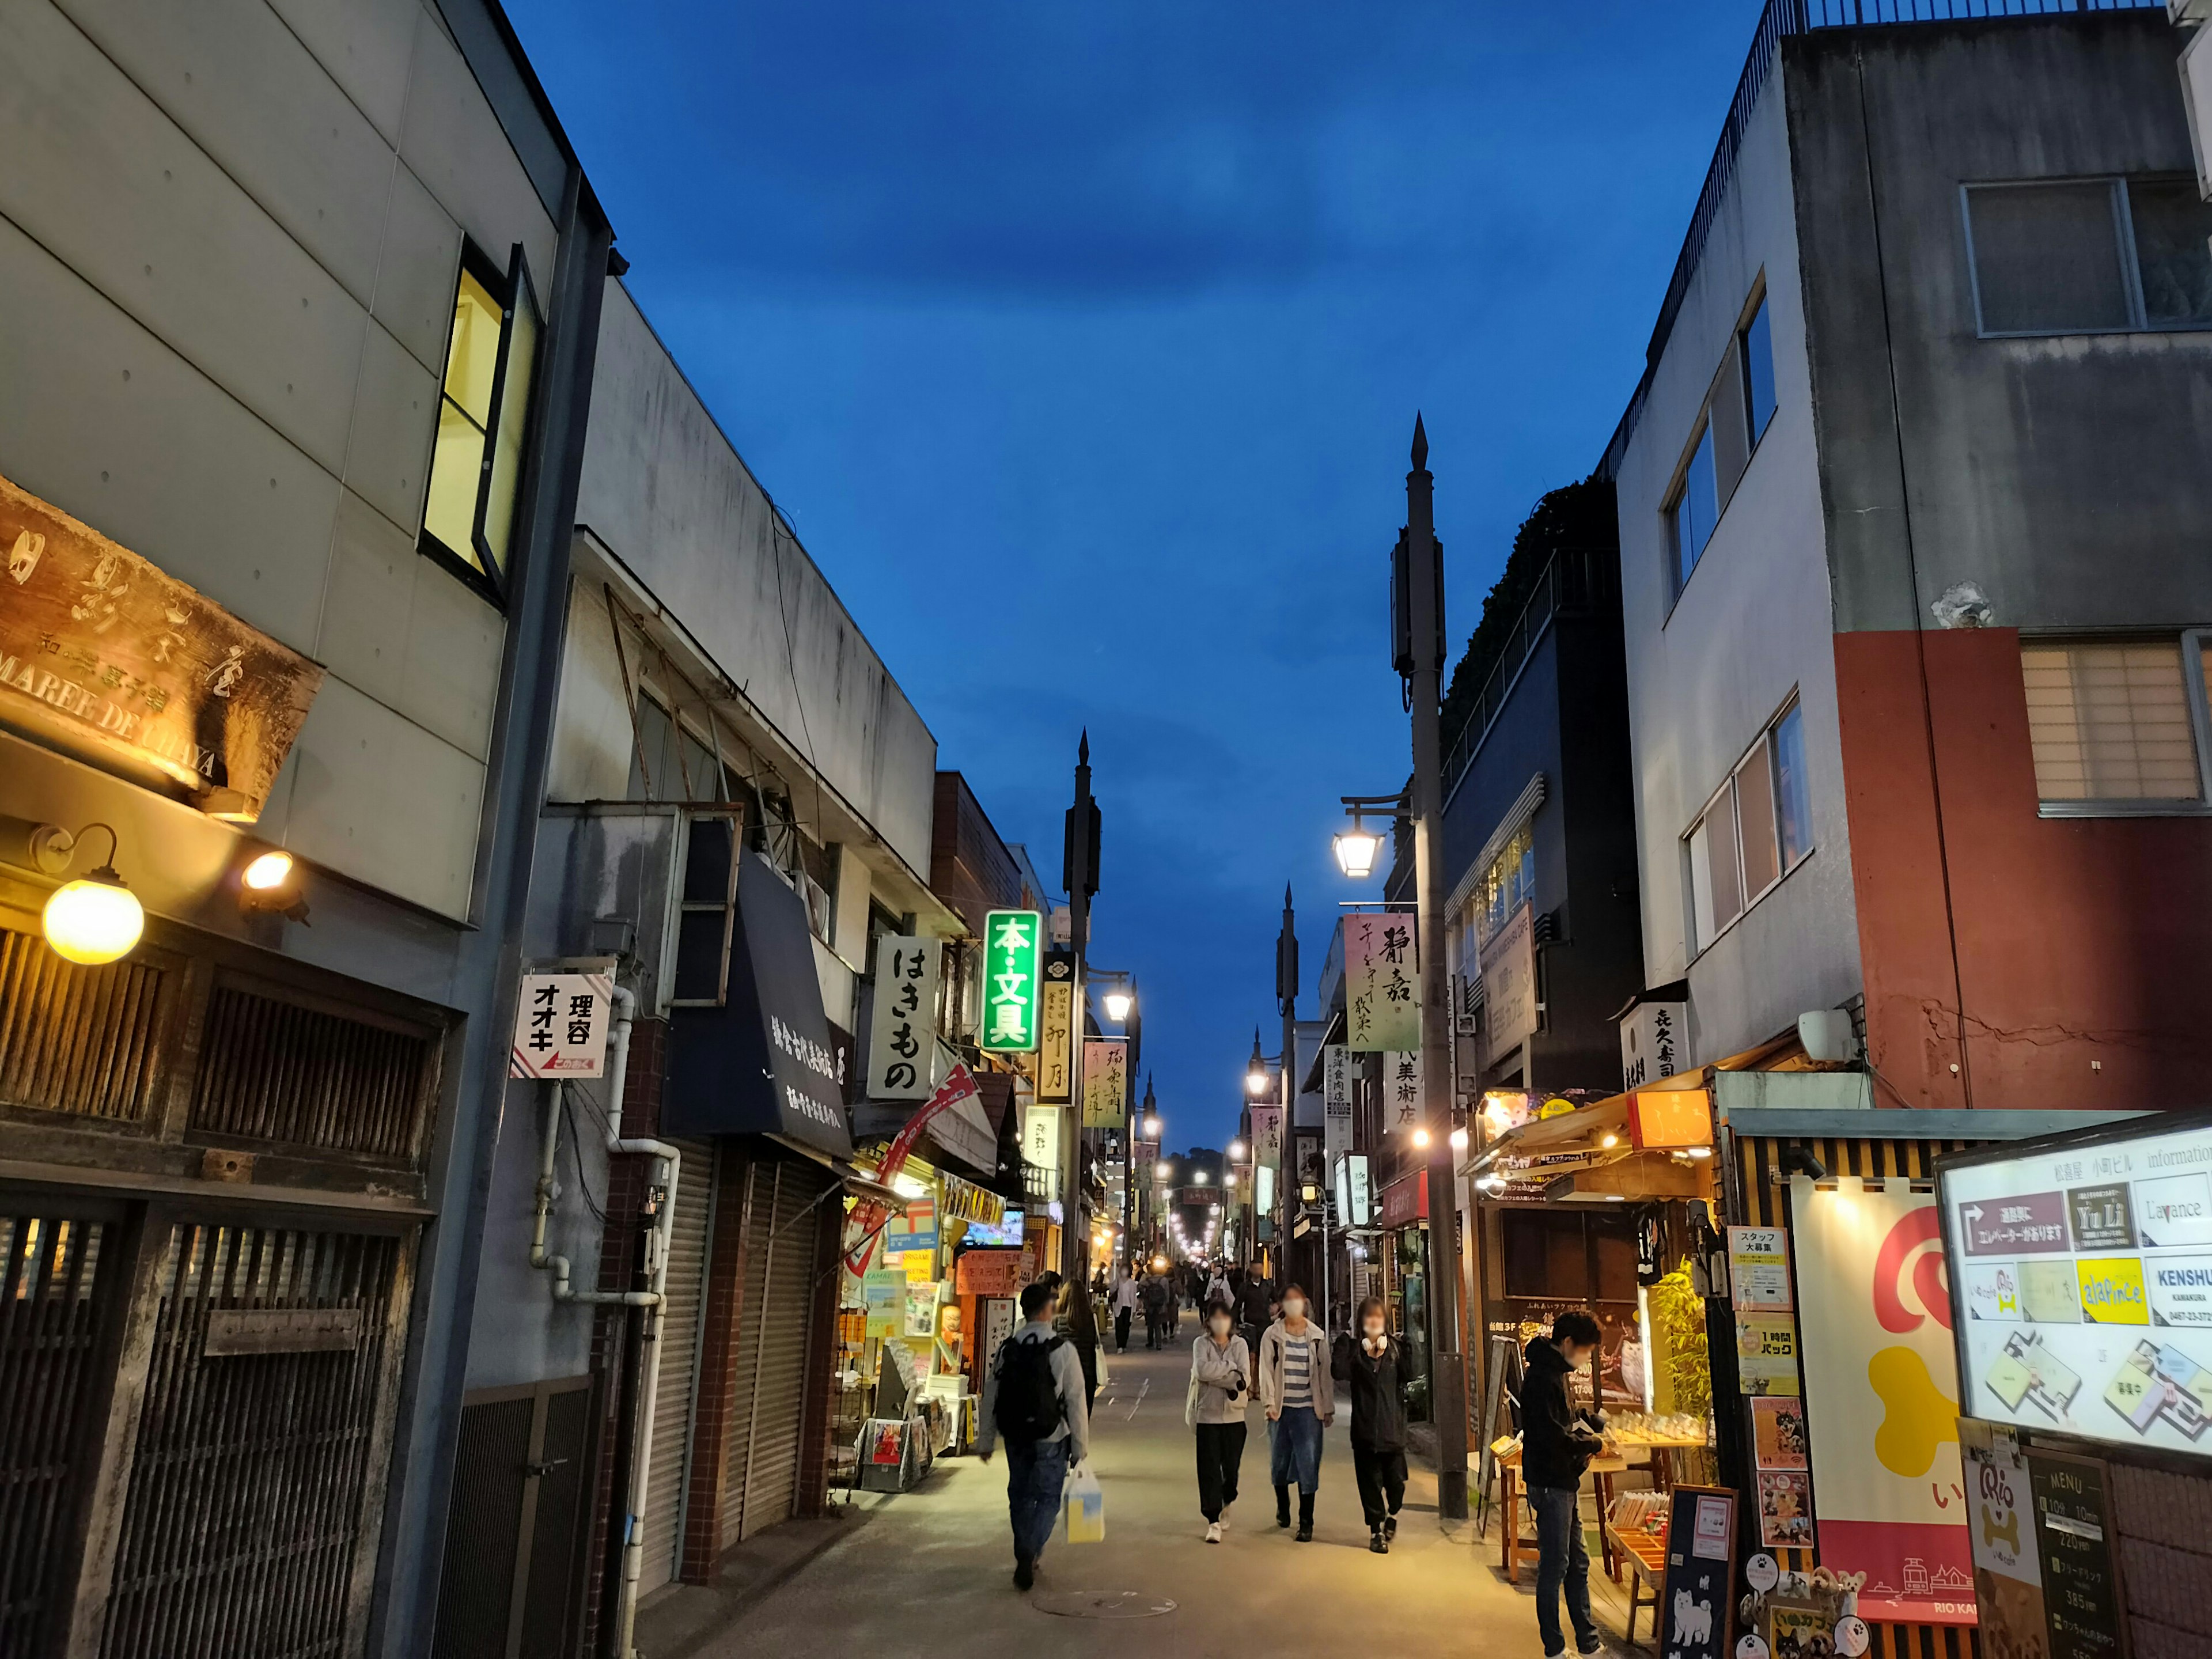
[528,987,679,1659]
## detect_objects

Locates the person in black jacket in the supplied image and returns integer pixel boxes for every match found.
[1520,1310,1607,1658]
[1332,1297,1410,1554]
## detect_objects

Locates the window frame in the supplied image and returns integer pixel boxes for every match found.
[2025,628,2212,819]
[1961,175,2212,340]
[1664,416,1717,601]
[418,238,542,607]
[1681,692,1816,960]
[1739,290,1777,449]
[1664,275,1774,618]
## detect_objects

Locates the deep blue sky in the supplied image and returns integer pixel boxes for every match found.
[508,1,1763,1149]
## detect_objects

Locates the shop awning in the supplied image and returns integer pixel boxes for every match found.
[1469,1089,1715,1202]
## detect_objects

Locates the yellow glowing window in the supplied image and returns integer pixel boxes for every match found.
[419,245,540,599]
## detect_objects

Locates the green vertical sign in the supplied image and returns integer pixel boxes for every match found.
[981,909,1042,1052]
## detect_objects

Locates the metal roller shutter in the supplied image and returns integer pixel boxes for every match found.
[720,1156,830,1543]
[639,1138,714,1596]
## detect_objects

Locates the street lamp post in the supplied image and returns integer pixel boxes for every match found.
[1063,731,1101,1288]
[1277,882,1298,1282]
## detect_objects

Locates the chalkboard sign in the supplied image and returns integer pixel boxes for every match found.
[2027,1449,2121,1659]
[1659,1484,1737,1659]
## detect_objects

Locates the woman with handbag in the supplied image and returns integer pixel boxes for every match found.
[1188,1304,1251,1543]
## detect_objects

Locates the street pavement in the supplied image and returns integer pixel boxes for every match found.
[706,1317,1631,1658]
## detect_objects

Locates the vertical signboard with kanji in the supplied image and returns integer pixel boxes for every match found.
[1344,914,1419,1052]
[1249,1105,1283,1173]
[1022,1105,1062,1199]
[981,909,1041,1052]
[1381,1049,1423,1134]
[866,935,941,1100]
[1323,1044,1353,1166]
[1037,948,1075,1103]
[1081,1037,1128,1129]
[512,963,613,1077]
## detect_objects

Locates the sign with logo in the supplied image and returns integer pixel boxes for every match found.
[865,935,941,1100]
[1021,1105,1062,1197]
[510,963,613,1078]
[887,1199,938,1257]
[1036,949,1075,1102]
[1941,1112,2212,1460]
[1793,1182,1974,1625]
[1343,913,1419,1051]
[1478,900,1537,1066]
[1081,1036,1127,1129]
[1620,997,1686,1090]
[979,909,1041,1052]
[1381,1050,1422,1134]
[0,471,324,821]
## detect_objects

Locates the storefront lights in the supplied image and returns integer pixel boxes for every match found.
[242,849,294,891]
[40,825,143,966]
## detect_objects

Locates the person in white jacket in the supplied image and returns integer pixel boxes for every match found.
[1188,1305,1252,1543]
[1111,1270,1140,1353]
[1255,1284,1333,1541]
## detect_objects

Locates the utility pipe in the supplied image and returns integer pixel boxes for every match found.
[527,987,679,1659]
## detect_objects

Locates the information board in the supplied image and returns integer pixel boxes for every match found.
[1941,1112,2212,1459]
[1657,1485,1736,1659]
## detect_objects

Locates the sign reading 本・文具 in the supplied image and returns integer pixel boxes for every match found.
[510,964,614,1078]
[1382,1050,1423,1134]
[980,909,1041,1052]
[866,935,941,1100]
[1037,949,1075,1103]
[0,470,324,821]
[1343,913,1419,1051]
[1081,1037,1128,1129]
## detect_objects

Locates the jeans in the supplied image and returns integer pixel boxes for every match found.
[1352,1445,1406,1529]
[1530,1483,1597,1655]
[1268,1404,1323,1493]
[1194,1422,1246,1521]
[1005,1437,1070,1565]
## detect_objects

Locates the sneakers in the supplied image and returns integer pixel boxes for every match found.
[1013,1557,1034,1591]
[1384,1513,1398,1541]
[1205,1522,1222,1544]
[1218,1501,1234,1530]
[1369,1527,1389,1554]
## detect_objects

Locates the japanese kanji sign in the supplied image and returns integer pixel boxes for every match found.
[510,964,613,1077]
[1323,1043,1353,1166]
[1381,1049,1423,1134]
[1022,1104,1063,1196]
[980,909,1042,1052]
[1037,949,1075,1102]
[1344,912,1419,1051]
[1081,1037,1128,1129]
[866,934,941,1100]
[1479,900,1537,1065]
[1249,1104,1283,1170]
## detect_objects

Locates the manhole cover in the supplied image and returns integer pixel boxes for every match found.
[1032,1589,1178,1619]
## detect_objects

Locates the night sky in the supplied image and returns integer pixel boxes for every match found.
[506,1,1764,1149]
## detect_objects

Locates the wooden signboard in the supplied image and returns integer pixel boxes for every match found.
[0,471,323,820]
[1658,1485,1736,1659]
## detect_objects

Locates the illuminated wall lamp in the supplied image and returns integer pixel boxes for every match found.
[1,819,146,967]
[239,847,310,922]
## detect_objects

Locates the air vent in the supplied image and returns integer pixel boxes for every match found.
[189,982,435,1163]
[0,925,166,1122]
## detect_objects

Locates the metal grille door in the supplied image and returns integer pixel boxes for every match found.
[99,1222,403,1659]
[639,1138,712,1596]
[720,1159,827,1544]
[0,1203,118,1652]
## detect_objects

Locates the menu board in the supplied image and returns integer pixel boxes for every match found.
[1941,1113,2212,1459]
[2026,1450,2120,1659]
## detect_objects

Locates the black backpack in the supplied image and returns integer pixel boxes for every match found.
[993,1336,1066,1444]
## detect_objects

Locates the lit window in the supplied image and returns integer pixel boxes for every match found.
[2022,638,2210,805]
[1669,422,1717,594]
[420,243,541,600]
[1964,176,2212,337]
[1476,822,1536,946]
[1685,696,1814,956]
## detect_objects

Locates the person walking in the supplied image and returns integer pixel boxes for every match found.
[1139,1270,1164,1349]
[1333,1296,1410,1553]
[1111,1269,1139,1354]
[1188,1303,1251,1543]
[1237,1270,1272,1361]
[977,1281,1092,1592]
[1521,1310,1607,1656]
[1256,1282,1331,1541]
[1205,1264,1231,1311]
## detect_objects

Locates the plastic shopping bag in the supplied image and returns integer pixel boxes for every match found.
[1063,1461,1105,1544]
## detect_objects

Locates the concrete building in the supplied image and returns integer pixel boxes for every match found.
[0,2,612,1654]
[1609,0,2212,1109]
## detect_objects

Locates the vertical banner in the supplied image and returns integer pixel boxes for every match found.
[1964,1428,2044,1656]
[866,935,941,1100]
[1323,1044,1353,1167]
[1021,1105,1063,1199]
[1036,948,1075,1101]
[1249,1105,1284,1172]
[1081,1037,1128,1128]
[1343,913,1419,1051]
[1381,1050,1423,1132]
[980,909,1041,1052]
[1792,1181,1975,1625]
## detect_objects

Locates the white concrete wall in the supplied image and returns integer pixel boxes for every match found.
[1614,73,1862,1065]
[0,0,554,919]
[575,285,940,878]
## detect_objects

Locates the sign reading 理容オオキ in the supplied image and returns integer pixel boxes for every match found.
[511,964,614,1078]
[1343,913,1419,1052]
[980,909,1042,1052]
[0,470,323,821]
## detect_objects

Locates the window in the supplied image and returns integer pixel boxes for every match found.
[1668,421,1717,594]
[421,242,541,600]
[1964,177,2212,337]
[2022,637,2212,810]
[1476,822,1535,946]
[624,693,737,803]
[1740,296,1776,442]
[1685,697,1813,955]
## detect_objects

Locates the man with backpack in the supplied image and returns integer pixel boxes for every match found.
[978,1279,1092,1590]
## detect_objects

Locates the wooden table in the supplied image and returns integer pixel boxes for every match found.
[1495,1455,1627,1584]
[1603,1518,1668,1649]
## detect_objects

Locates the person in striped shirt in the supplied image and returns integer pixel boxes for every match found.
[1256,1283,1333,1540]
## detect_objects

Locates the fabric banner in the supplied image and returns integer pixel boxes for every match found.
[1343,914,1419,1051]
[1791,1180,1976,1626]
[1081,1037,1127,1128]
[1249,1105,1283,1171]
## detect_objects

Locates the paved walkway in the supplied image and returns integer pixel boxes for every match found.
[687,1324,1636,1659]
